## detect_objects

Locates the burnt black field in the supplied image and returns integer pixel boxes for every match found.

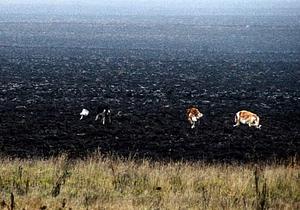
[0,15,299,162]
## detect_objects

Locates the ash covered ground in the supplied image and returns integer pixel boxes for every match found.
[0,15,299,162]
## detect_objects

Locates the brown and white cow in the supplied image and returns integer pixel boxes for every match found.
[233,110,261,129]
[186,107,204,129]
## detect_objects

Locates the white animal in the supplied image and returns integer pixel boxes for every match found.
[79,108,89,120]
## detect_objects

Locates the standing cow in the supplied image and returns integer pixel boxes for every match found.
[186,107,204,129]
[95,105,112,125]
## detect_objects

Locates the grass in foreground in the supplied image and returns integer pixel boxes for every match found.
[0,154,299,210]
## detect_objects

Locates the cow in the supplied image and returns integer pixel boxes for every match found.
[95,105,112,125]
[233,110,261,129]
[186,107,204,129]
[79,108,89,120]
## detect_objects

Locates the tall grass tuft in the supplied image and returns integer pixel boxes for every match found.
[0,154,298,209]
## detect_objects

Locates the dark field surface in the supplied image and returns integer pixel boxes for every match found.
[0,16,300,162]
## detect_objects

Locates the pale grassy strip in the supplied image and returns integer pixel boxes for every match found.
[0,155,298,209]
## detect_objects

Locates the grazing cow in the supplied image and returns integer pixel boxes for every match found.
[234,110,261,129]
[79,108,89,120]
[186,107,204,129]
[95,105,111,125]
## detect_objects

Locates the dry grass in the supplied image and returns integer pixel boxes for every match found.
[0,154,299,210]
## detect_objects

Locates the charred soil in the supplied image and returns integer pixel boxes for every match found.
[0,18,299,162]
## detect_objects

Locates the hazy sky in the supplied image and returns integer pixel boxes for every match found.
[1,0,299,16]
[1,0,300,8]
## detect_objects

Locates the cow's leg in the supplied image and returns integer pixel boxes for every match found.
[250,121,257,127]
[233,121,240,127]
[233,113,240,127]
[188,118,193,126]
[96,111,106,125]
[191,122,195,129]
[108,114,111,124]
[256,124,261,129]
[102,114,106,125]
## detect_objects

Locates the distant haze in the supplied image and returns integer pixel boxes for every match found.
[1,0,300,16]
[1,0,300,7]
